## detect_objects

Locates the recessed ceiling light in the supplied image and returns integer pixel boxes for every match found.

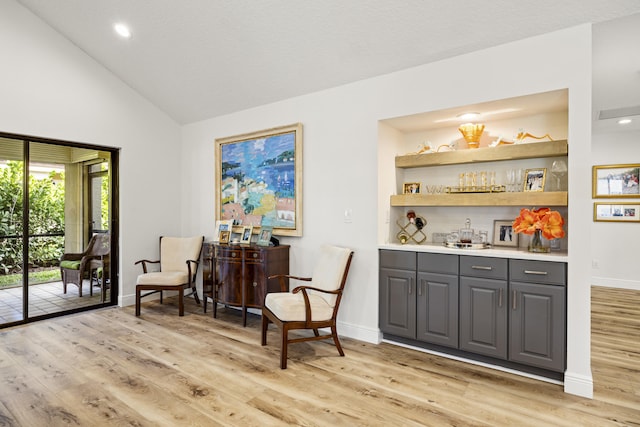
[457,112,480,120]
[114,23,132,39]
[618,118,632,125]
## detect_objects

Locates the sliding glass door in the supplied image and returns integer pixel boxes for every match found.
[0,134,118,327]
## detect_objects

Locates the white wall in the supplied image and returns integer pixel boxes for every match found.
[2,0,607,399]
[0,0,183,305]
[182,26,594,397]
[591,129,640,289]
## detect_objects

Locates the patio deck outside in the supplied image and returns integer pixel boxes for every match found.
[0,279,109,324]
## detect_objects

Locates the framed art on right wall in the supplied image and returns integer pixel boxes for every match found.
[594,202,640,222]
[592,164,640,198]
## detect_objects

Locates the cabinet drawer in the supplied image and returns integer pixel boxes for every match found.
[215,246,242,261]
[510,260,566,286]
[380,250,416,270]
[244,249,264,263]
[418,253,458,275]
[460,256,507,280]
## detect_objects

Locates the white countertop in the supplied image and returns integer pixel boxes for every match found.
[379,243,568,262]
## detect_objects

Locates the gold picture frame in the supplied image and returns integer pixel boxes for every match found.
[594,202,640,222]
[523,168,546,192]
[215,123,303,236]
[218,230,231,244]
[403,182,420,194]
[592,164,640,198]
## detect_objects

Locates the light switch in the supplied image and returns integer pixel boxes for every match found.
[344,208,353,223]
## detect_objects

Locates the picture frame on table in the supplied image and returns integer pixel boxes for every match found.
[213,219,234,242]
[592,164,640,198]
[256,226,273,246]
[492,220,518,247]
[523,168,546,192]
[215,123,303,236]
[218,230,231,244]
[594,202,640,222]
[240,225,253,244]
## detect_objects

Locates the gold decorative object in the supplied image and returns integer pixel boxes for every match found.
[458,123,485,149]
[515,130,554,143]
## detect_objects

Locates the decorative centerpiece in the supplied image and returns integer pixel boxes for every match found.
[458,123,485,149]
[512,207,565,253]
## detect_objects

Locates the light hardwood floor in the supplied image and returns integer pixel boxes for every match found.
[0,286,638,426]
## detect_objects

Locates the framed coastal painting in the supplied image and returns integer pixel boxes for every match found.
[592,164,640,198]
[215,123,303,237]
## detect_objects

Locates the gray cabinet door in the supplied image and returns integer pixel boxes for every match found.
[379,268,416,338]
[459,276,508,359]
[417,272,458,348]
[509,281,566,372]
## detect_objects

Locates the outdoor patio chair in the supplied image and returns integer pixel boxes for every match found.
[59,233,110,297]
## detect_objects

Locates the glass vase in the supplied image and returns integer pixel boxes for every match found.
[528,229,550,253]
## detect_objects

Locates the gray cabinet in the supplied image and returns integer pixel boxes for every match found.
[509,260,566,372]
[379,250,567,375]
[417,253,459,348]
[379,250,416,338]
[459,256,508,359]
[379,250,458,347]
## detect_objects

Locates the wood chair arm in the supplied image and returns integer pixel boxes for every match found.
[268,274,311,292]
[134,259,159,274]
[292,285,342,327]
[186,259,200,282]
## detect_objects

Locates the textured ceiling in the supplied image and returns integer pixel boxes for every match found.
[14,0,640,125]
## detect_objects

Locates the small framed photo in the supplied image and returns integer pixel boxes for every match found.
[492,220,518,247]
[592,164,640,198]
[214,219,234,242]
[257,226,273,246]
[524,168,546,192]
[403,182,420,194]
[594,203,640,222]
[218,230,231,244]
[240,225,253,244]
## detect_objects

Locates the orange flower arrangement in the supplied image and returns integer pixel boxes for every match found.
[512,207,565,240]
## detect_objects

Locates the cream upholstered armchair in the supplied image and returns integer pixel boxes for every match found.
[261,245,354,369]
[135,236,204,316]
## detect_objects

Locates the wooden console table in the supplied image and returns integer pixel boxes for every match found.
[202,242,290,326]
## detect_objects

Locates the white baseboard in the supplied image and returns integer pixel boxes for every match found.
[337,320,382,344]
[591,276,640,290]
[563,371,594,398]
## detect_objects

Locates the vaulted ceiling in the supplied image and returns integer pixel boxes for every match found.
[15,0,640,126]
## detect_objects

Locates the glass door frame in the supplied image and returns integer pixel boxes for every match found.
[0,131,119,328]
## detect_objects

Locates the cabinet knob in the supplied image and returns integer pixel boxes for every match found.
[253,253,258,258]
[231,252,237,257]
[253,282,258,287]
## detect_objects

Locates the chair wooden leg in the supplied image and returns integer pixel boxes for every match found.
[280,324,289,369]
[192,286,201,305]
[178,290,184,316]
[135,287,141,316]
[159,291,163,304]
[331,326,345,357]
[261,312,270,346]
